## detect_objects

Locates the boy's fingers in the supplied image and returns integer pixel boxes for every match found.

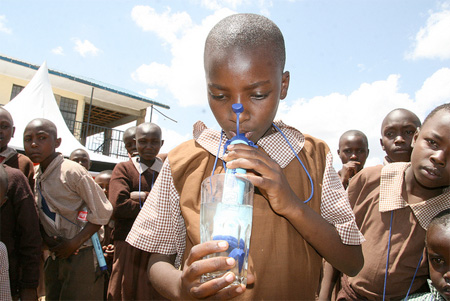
[189,272,243,300]
[184,256,236,283]
[185,240,229,266]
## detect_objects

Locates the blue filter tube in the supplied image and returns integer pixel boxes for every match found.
[91,233,108,272]
[222,104,250,205]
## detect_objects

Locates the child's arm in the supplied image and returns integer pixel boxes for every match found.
[49,222,101,259]
[224,144,363,276]
[147,242,254,300]
[318,261,341,300]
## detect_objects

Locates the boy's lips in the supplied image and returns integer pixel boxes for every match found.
[230,131,253,140]
[422,166,441,179]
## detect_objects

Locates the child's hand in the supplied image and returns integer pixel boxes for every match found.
[49,236,80,259]
[130,191,148,201]
[224,143,298,216]
[340,161,360,184]
[179,240,251,299]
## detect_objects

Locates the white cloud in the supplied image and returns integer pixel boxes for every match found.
[73,38,100,57]
[415,67,450,115]
[131,6,192,44]
[139,88,159,99]
[406,4,450,60]
[276,73,444,169]
[0,15,12,34]
[201,0,245,10]
[51,46,64,55]
[131,7,235,107]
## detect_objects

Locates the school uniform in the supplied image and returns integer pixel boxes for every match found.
[107,156,165,300]
[338,163,450,300]
[0,165,41,297]
[0,242,12,301]
[0,146,35,189]
[35,154,112,300]
[127,120,364,300]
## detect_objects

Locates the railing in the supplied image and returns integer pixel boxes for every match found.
[70,120,128,160]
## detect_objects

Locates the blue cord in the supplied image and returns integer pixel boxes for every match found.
[272,123,314,203]
[383,211,394,301]
[405,252,424,300]
[383,211,423,300]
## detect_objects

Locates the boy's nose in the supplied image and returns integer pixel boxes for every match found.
[430,150,445,167]
[394,135,405,144]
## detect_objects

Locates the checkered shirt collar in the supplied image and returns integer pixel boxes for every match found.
[131,156,163,174]
[193,120,305,169]
[379,162,450,230]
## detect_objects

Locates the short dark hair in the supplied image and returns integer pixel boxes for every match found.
[339,130,369,148]
[423,103,450,127]
[97,170,113,177]
[204,13,286,72]
[426,209,450,245]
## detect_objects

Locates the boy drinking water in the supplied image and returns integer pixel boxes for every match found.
[23,118,113,300]
[127,13,363,300]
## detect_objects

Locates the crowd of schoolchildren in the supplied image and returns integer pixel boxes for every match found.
[0,13,449,301]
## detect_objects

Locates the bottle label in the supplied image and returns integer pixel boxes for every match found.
[77,210,88,222]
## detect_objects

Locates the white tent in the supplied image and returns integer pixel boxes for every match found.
[4,61,120,164]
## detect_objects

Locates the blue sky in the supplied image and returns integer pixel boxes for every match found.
[1,0,450,168]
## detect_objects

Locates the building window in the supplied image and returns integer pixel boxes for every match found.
[59,97,78,133]
[10,84,24,100]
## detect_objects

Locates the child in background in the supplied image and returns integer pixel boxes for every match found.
[0,163,41,300]
[127,13,363,300]
[406,209,450,301]
[337,130,369,189]
[380,108,421,164]
[95,169,114,301]
[0,107,35,188]
[69,148,92,171]
[122,126,138,159]
[0,165,13,301]
[321,103,450,300]
[23,118,113,300]
[107,122,164,300]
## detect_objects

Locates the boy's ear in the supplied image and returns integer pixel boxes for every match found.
[11,126,15,138]
[55,138,62,149]
[280,71,290,100]
[379,138,386,151]
[411,128,420,148]
[161,140,164,147]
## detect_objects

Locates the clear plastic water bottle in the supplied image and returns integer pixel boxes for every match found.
[77,207,108,272]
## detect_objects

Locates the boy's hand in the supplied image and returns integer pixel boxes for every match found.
[223,144,298,216]
[340,161,360,183]
[49,236,81,259]
[179,240,252,299]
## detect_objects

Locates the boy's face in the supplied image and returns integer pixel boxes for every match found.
[123,133,137,156]
[338,135,369,171]
[23,121,61,167]
[205,47,289,143]
[0,109,15,152]
[95,174,111,197]
[136,128,163,164]
[380,111,418,162]
[410,110,450,189]
[70,150,91,170]
[427,225,450,300]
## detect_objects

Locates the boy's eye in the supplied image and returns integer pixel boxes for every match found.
[251,93,268,101]
[405,130,414,135]
[208,92,225,100]
[431,257,444,265]
[425,138,438,149]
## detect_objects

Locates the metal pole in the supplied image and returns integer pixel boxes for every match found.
[85,87,94,140]
[149,105,153,122]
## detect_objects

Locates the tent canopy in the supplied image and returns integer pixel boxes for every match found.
[4,61,122,165]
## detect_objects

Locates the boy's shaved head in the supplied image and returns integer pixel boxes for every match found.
[25,118,58,138]
[0,107,14,124]
[381,108,421,133]
[423,103,450,127]
[205,13,286,72]
[339,130,368,148]
[136,122,162,138]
